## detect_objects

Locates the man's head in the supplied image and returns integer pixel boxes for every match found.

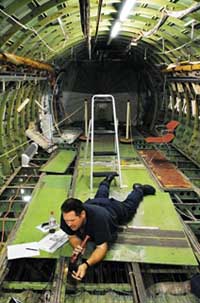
[61,198,86,231]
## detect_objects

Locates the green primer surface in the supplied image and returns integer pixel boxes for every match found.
[79,141,139,159]
[74,143,197,266]
[13,175,73,258]
[40,150,76,173]
[12,143,198,265]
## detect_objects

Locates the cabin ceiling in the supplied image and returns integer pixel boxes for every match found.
[0,0,200,67]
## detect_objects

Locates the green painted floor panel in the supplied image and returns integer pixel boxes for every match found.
[73,144,198,266]
[13,175,73,259]
[74,166,156,201]
[40,150,76,173]
[79,141,139,159]
[12,143,198,265]
[106,244,196,265]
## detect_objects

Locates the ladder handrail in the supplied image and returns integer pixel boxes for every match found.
[90,98,95,190]
[111,96,122,188]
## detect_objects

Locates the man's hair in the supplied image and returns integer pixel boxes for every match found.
[61,198,85,216]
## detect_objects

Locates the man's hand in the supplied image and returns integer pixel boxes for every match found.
[70,241,108,281]
[72,263,88,280]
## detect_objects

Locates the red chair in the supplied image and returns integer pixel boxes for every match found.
[165,120,180,132]
[145,120,180,144]
[145,133,175,144]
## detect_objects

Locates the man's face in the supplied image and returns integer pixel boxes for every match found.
[63,210,86,231]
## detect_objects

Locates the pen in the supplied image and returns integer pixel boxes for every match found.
[26,248,38,251]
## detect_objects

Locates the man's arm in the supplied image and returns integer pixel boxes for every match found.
[87,242,108,266]
[72,242,108,280]
[68,235,82,248]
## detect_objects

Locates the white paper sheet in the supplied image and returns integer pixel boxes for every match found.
[38,229,68,253]
[7,242,40,260]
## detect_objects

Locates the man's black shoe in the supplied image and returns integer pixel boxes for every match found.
[133,183,156,196]
[105,172,119,183]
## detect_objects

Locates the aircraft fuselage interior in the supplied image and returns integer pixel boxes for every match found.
[0,1,200,302]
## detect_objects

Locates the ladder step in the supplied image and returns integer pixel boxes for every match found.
[93,171,118,178]
[94,151,117,156]
[93,99,111,103]
[93,130,115,135]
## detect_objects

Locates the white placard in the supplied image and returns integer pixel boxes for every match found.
[7,242,40,260]
[38,229,68,253]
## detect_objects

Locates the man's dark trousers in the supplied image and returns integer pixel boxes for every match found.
[87,180,144,224]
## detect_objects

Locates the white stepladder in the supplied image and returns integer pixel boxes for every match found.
[85,94,123,190]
